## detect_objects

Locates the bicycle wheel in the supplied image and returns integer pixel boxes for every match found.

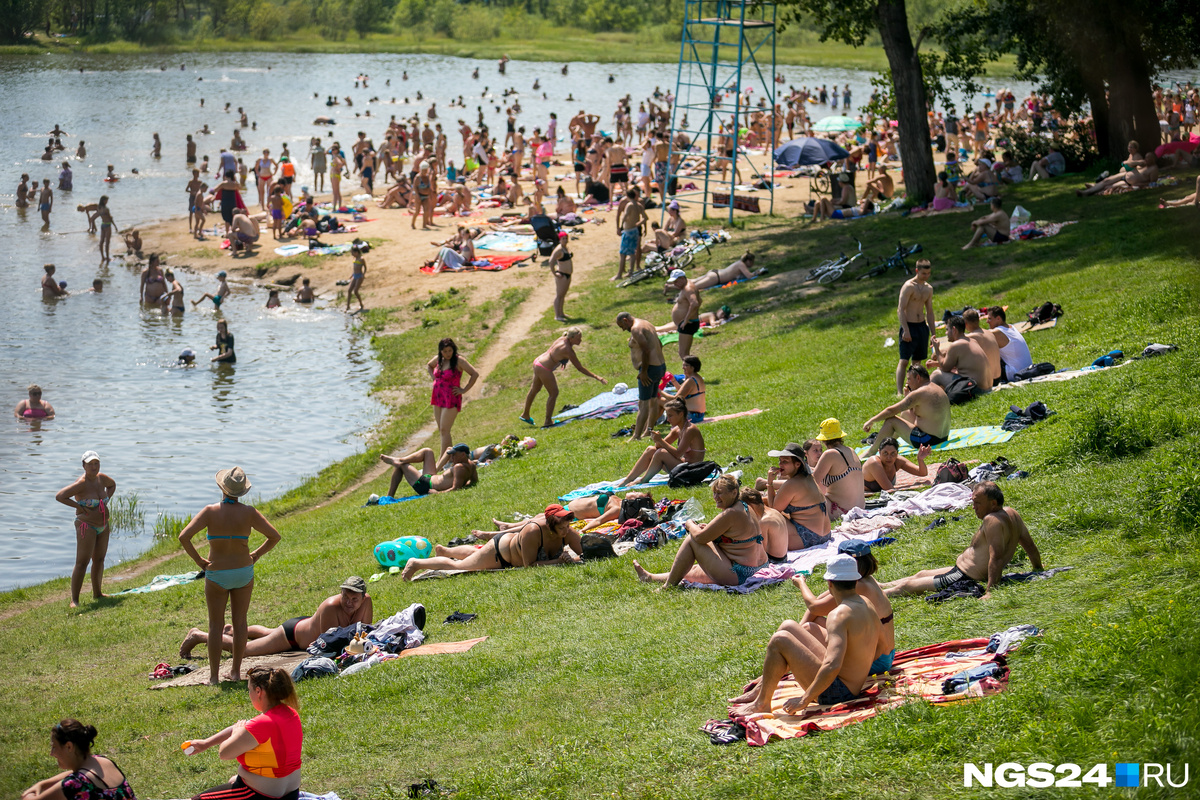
[817,266,844,285]
[813,173,830,195]
[674,251,694,270]
[618,264,661,288]
[807,259,838,281]
[857,264,884,280]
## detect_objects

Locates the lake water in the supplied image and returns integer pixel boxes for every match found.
[0,51,1038,591]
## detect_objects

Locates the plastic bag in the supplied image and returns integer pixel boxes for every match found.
[673,497,706,524]
[1010,205,1031,225]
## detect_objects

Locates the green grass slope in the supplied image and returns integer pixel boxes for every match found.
[2,178,1199,799]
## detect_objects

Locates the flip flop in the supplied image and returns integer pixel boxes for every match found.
[519,416,535,426]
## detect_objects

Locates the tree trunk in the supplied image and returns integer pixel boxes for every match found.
[874,0,936,204]
[1078,62,1110,159]
[1104,30,1160,160]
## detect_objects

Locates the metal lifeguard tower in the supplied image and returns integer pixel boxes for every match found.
[666,0,777,223]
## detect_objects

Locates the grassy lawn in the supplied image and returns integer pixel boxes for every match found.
[2,178,1199,798]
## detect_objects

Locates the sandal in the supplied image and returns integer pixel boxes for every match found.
[518,416,535,426]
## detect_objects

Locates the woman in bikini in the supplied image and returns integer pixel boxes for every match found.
[811,418,865,520]
[520,327,607,428]
[757,441,830,550]
[21,719,137,800]
[661,355,706,422]
[411,161,436,229]
[617,398,705,487]
[862,438,930,492]
[15,383,55,419]
[546,232,574,322]
[178,467,281,685]
[401,504,580,580]
[427,338,479,455]
[55,451,116,607]
[691,252,760,290]
[633,473,767,588]
[329,149,345,210]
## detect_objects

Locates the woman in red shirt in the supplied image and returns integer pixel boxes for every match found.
[187,667,302,800]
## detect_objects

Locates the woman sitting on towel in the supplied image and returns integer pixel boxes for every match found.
[754,442,830,550]
[186,667,302,800]
[402,504,582,580]
[811,418,865,519]
[21,719,137,800]
[616,399,705,487]
[862,438,931,492]
[633,474,767,587]
[811,195,874,222]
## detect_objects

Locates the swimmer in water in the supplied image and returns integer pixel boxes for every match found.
[266,289,281,308]
[295,277,315,303]
[193,270,230,308]
[15,383,55,419]
[178,348,197,366]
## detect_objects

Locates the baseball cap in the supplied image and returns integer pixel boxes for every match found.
[340,576,367,593]
[767,442,806,460]
[824,554,862,582]
[81,450,100,464]
[450,443,471,455]
[838,540,872,557]
[669,269,687,282]
[544,503,574,521]
[668,200,680,210]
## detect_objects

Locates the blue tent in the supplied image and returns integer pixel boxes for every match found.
[773,137,850,168]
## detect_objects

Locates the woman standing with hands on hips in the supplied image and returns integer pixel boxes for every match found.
[56,451,116,608]
[179,467,281,685]
[428,338,479,454]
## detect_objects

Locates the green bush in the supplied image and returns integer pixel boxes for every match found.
[1139,440,1200,531]
[996,123,1099,172]
[249,2,286,40]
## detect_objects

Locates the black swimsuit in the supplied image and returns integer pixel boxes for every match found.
[494,521,552,569]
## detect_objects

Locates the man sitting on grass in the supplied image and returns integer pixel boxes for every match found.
[862,364,951,454]
[961,196,1010,250]
[381,444,478,498]
[882,482,1044,600]
[179,576,372,658]
[729,554,881,717]
[928,315,993,395]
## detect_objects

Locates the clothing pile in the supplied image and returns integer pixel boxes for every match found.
[1002,402,1052,433]
[925,567,1074,603]
[292,604,426,680]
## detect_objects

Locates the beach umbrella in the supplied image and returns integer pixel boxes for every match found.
[773,137,850,168]
[812,115,864,133]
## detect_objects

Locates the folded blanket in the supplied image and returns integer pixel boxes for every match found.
[114,571,202,595]
[680,564,796,593]
[857,426,1014,457]
[726,637,1011,745]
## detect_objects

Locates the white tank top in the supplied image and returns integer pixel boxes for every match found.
[996,324,1033,372]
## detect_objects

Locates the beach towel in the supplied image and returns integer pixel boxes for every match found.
[553,389,641,422]
[114,571,202,595]
[1013,317,1059,334]
[474,231,538,252]
[340,637,489,674]
[659,329,708,345]
[857,426,1014,457]
[152,653,311,689]
[558,475,672,503]
[696,409,764,425]
[372,494,427,506]
[680,564,796,593]
[844,482,975,522]
[726,638,1012,745]
[418,253,531,273]
[991,359,1135,391]
[783,522,905,574]
[1009,220,1078,240]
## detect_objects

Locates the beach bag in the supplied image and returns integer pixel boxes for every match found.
[618,495,656,524]
[1011,362,1055,382]
[942,374,979,405]
[1029,301,1064,323]
[935,458,970,485]
[667,460,721,488]
[580,533,617,561]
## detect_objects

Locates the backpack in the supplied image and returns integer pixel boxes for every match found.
[935,458,970,485]
[580,533,617,561]
[618,495,656,524]
[1029,301,1064,324]
[1011,362,1055,382]
[667,460,721,488]
[942,373,979,405]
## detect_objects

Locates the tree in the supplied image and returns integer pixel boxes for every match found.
[0,0,46,42]
[783,0,938,204]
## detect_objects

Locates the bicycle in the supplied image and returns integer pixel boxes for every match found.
[618,247,693,288]
[806,237,866,285]
[857,241,923,280]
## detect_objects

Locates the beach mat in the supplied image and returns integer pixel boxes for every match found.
[418,253,532,273]
[474,232,537,252]
[1013,317,1059,334]
[992,360,1134,391]
[680,564,796,594]
[114,571,202,595]
[857,426,1014,457]
[727,638,1009,745]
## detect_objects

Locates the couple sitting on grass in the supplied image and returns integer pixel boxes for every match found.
[730,482,1043,717]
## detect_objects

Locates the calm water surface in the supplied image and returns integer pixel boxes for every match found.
[0,52,1036,591]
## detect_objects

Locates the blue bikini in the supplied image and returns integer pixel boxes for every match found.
[782,500,831,548]
[205,498,254,590]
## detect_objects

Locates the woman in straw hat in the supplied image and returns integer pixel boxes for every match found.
[179,467,281,685]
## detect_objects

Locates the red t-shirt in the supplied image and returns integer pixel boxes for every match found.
[238,704,303,778]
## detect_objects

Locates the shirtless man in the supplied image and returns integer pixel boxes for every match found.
[185,169,206,235]
[615,187,647,281]
[179,577,373,658]
[862,364,951,455]
[381,444,478,498]
[228,212,261,257]
[693,252,762,289]
[929,315,992,394]
[42,264,67,300]
[883,482,1043,599]
[863,163,894,203]
[665,269,702,360]
[186,134,197,165]
[604,138,629,195]
[962,308,1001,384]
[962,197,1011,249]
[617,311,667,440]
[38,179,53,226]
[896,259,935,395]
[730,555,882,716]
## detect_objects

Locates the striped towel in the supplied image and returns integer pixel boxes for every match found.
[857,426,1015,457]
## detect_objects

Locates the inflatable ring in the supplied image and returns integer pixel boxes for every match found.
[374,536,433,568]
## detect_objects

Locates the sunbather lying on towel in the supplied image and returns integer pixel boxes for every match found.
[729,554,881,717]
[1078,153,1158,196]
[633,474,766,588]
[478,491,652,536]
[179,576,372,658]
[882,482,1044,600]
[690,252,763,290]
[401,504,581,579]
[381,444,478,498]
[654,306,733,334]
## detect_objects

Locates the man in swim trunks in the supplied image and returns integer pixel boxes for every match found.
[617,311,667,440]
[883,482,1044,599]
[862,364,951,455]
[666,269,702,360]
[614,187,647,281]
[895,259,934,395]
[962,196,1011,249]
[730,555,882,716]
[381,443,478,499]
[179,576,373,658]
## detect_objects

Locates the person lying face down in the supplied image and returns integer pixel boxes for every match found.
[476,491,654,536]
[401,504,582,580]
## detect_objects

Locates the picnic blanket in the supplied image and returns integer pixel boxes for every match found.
[726,637,1013,745]
[856,426,1014,457]
[659,329,709,345]
[1009,220,1078,240]
[554,389,638,421]
[419,253,532,273]
[681,564,796,593]
[474,231,538,252]
[992,359,1134,391]
[1013,317,1059,334]
[114,571,202,595]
